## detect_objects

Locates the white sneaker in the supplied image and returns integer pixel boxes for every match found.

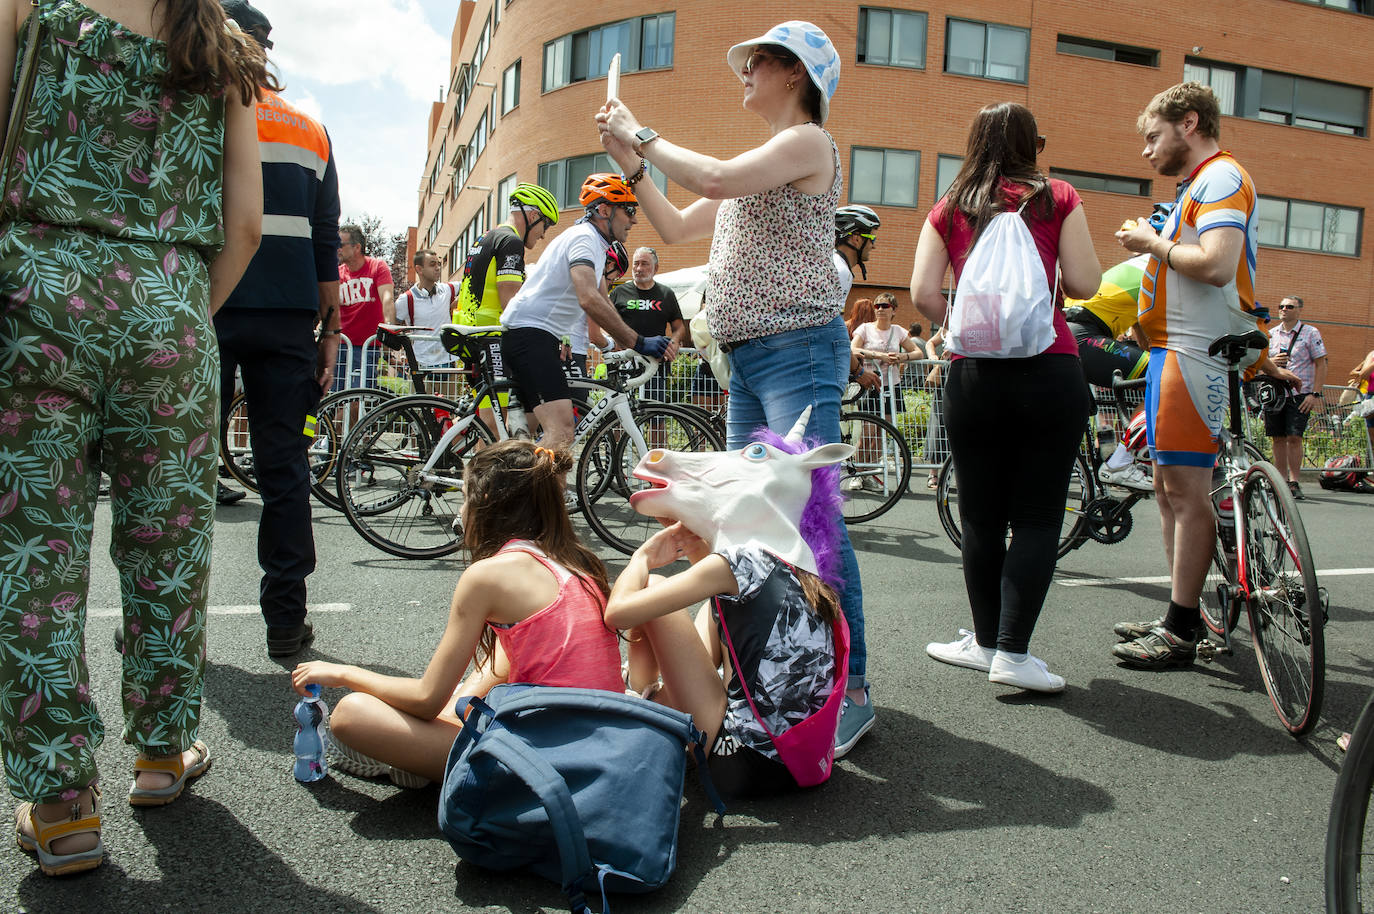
[988,651,1066,693]
[926,629,995,672]
[1099,462,1153,492]
[843,476,864,492]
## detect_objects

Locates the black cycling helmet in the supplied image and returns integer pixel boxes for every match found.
[835,204,881,240]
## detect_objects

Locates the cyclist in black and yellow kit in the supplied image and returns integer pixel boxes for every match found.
[454,182,559,432]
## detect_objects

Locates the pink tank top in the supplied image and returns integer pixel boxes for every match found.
[488,540,623,691]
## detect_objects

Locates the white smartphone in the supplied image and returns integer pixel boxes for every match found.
[607,53,621,101]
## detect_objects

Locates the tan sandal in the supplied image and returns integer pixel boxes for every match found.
[129,740,212,807]
[15,785,104,876]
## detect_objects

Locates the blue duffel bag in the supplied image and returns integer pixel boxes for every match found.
[438,684,725,913]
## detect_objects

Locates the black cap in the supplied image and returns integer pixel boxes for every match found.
[221,0,273,49]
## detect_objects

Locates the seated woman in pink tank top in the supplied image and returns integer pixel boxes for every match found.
[292,441,622,786]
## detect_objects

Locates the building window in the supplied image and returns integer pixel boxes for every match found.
[501,60,521,115]
[1258,196,1362,255]
[1182,60,1243,117]
[543,13,675,92]
[1056,34,1158,67]
[857,7,926,69]
[496,173,518,224]
[935,154,963,199]
[1185,58,1368,135]
[945,18,1028,83]
[1258,70,1367,134]
[850,147,919,207]
[537,153,668,209]
[1050,168,1151,197]
[1293,0,1369,11]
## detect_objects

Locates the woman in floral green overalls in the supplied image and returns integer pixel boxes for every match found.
[0,0,265,875]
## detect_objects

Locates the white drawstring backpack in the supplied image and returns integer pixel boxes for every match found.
[945,200,1058,359]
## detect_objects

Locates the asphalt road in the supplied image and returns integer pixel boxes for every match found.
[4,481,1371,914]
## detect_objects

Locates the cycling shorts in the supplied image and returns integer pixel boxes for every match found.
[500,326,570,409]
[1070,322,1148,388]
[1144,347,1226,467]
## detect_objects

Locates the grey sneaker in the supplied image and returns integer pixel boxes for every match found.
[1111,626,1197,669]
[326,736,388,778]
[833,686,874,760]
[1113,617,1164,642]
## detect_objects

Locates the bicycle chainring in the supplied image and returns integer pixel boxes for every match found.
[1084,496,1133,544]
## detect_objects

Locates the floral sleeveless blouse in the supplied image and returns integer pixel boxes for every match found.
[704,125,843,345]
[4,0,227,259]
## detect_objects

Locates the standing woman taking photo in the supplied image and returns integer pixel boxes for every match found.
[0,0,264,875]
[596,21,876,759]
[909,102,1100,693]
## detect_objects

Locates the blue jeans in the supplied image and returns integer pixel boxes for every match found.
[726,315,866,685]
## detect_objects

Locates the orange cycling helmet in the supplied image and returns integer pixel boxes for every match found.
[579,172,636,208]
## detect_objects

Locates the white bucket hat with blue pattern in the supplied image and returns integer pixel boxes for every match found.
[726,21,841,125]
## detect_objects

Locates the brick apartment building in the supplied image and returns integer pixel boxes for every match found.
[407,0,1374,375]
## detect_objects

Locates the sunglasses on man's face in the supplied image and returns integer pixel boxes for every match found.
[874,303,894,309]
[618,204,638,217]
[1279,304,1299,310]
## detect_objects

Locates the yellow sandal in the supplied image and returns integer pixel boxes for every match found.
[129,740,212,807]
[15,785,104,876]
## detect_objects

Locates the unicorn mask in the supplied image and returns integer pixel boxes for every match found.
[629,408,853,582]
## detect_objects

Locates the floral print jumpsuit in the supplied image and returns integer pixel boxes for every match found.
[0,0,226,802]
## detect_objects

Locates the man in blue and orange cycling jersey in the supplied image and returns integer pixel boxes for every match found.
[1110,81,1262,670]
[216,1,339,657]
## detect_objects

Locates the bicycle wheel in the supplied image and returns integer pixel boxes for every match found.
[311,388,395,511]
[1327,694,1374,913]
[1200,537,1243,637]
[219,392,258,493]
[577,403,724,555]
[934,453,1089,560]
[935,457,961,550]
[1240,459,1324,736]
[336,395,487,559]
[838,411,912,524]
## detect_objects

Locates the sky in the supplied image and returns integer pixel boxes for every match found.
[248,0,457,237]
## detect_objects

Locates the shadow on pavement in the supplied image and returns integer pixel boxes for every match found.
[15,795,384,914]
[1057,676,1306,761]
[204,658,413,753]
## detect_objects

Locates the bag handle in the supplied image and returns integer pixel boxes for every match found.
[476,729,603,914]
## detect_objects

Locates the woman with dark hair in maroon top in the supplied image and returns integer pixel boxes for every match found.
[909,102,1101,694]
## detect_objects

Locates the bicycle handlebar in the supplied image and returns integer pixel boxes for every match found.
[1109,370,1147,392]
[601,348,659,391]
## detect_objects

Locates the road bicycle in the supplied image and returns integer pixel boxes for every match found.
[672,380,913,525]
[1181,330,1326,736]
[219,385,395,511]
[334,324,722,559]
[1327,691,1374,912]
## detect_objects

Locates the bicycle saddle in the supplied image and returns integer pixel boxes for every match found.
[1206,329,1267,364]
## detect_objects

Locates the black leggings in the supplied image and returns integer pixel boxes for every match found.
[944,355,1089,654]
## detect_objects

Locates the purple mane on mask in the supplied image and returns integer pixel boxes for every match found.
[751,427,845,591]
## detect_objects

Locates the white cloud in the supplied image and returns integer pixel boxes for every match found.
[251,0,451,100]
[244,0,459,233]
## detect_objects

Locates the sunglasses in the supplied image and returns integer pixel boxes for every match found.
[618,204,638,217]
[1278,304,1299,310]
[1036,135,1047,153]
[743,52,785,74]
[874,303,894,309]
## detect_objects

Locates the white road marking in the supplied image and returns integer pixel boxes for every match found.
[1057,568,1374,588]
[87,603,351,618]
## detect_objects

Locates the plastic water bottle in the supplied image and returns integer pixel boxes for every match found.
[1215,494,1236,553]
[505,393,530,440]
[293,684,329,783]
[1096,426,1118,461]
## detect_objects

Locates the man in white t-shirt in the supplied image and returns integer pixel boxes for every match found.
[501,173,677,450]
[394,249,457,368]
